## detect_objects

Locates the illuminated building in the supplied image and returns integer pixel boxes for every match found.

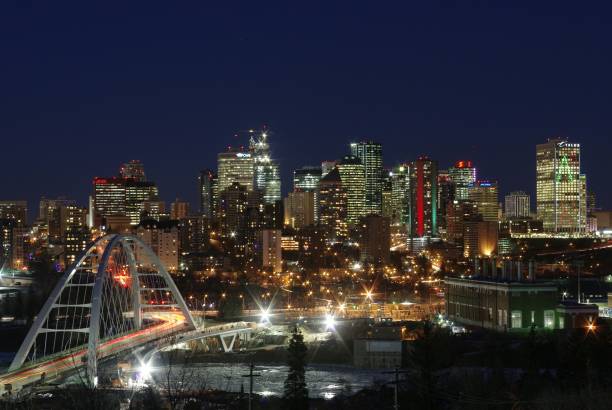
[505,191,531,219]
[134,220,179,273]
[318,168,348,241]
[390,164,410,227]
[141,200,167,221]
[39,197,75,244]
[120,160,146,181]
[293,166,322,221]
[61,205,89,266]
[321,160,337,178]
[437,170,455,232]
[536,139,587,234]
[350,141,383,215]
[0,201,27,226]
[359,215,391,265]
[381,171,393,220]
[198,169,216,219]
[261,229,282,273]
[170,199,190,220]
[250,130,281,204]
[93,177,127,222]
[468,181,499,222]
[408,157,438,239]
[337,155,366,226]
[125,181,159,225]
[449,160,476,201]
[217,147,255,193]
[463,220,498,258]
[283,191,315,228]
[445,200,479,244]
[218,182,249,245]
[0,219,28,270]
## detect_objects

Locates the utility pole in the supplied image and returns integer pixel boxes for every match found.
[242,362,261,410]
[383,367,408,410]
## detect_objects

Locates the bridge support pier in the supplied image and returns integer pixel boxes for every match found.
[219,334,238,353]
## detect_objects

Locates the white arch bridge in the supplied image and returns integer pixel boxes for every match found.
[0,234,255,393]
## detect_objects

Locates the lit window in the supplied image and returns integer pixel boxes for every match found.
[511,311,522,329]
[544,310,555,329]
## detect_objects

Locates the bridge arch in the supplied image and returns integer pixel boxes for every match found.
[8,234,195,386]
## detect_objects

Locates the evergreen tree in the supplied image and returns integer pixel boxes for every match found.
[283,326,308,410]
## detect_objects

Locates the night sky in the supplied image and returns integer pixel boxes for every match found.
[1,1,611,219]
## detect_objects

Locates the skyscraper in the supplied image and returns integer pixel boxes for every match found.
[337,155,366,226]
[284,191,315,228]
[250,130,281,204]
[217,147,255,194]
[409,157,438,238]
[449,160,477,202]
[468,181,500,222]
[293,166,322,222]
[350,141,383,215]
[536,139,587,234]
[170,199,190,220]
[198,169,216,219]
[390,164,410,227]
[505,191,531,219]
[318,168,348,242]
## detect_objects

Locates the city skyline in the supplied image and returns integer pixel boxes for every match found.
[1,2,611,215]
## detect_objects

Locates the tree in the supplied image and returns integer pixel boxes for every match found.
[283,326,308,410]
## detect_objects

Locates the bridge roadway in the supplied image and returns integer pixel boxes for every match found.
[0,313,255,393]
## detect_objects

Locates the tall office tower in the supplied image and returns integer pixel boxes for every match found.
[170,199,190,220]
[536,139,587,234]
[125,180,159,225]
[337,155,366,226]
[93,177,127,221]
[468,181,500,222]
[142,200,167,221]
[437,170,455,232]
[198,169,216,219]
[318,168,348,241]
[293,166,322,222]
[38,197,74,244]
[359,214,391,265]
[350,141,383,215]
[381,172,393,220]
[250,130,281,204]
[505,191,531,219]
[321,160,337,177]
[284,191,315,228]
[217,147,255,194]
[409,157,438,238]
[449,160,477,201]
[390,164,410,227]
[0,201,28,226]
[120,160,146,181]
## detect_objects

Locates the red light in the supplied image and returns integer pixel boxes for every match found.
[455,160,473,169]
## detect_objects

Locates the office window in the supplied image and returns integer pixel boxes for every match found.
[511,311,522,329]
[544,310,555,329]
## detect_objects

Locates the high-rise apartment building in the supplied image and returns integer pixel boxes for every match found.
[170,199,190,220]
[449,160,477,202]
[198,169,216,219]
[409,157,438,238]
[217,148,255,194]
[337,155,366,226]
[359,214,391,265]
[468,181,500,222]
[505,191,531,219]
[536,139,587,234]
[0,201,28,226]
[318,168,348,241]
[261,229,283,273]
[250,130,281,204]
[350,141,383,215]
[283,191,315,228]
[390,164,410,227]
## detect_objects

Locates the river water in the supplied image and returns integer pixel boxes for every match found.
[149,362,394,400]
